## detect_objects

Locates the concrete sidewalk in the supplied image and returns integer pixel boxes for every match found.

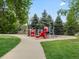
[1,35,46,59]
[37,36,77,42]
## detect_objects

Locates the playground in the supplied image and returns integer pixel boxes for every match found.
[0,0,79,59]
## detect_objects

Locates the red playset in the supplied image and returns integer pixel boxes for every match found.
[28,26,48,39]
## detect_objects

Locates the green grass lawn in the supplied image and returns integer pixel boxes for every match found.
[0,35,20,57]
[41,37,79,59]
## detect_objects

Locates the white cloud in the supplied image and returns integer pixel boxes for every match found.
[60,2,66,6]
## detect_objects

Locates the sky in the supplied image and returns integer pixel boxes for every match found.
[29,0,69,22]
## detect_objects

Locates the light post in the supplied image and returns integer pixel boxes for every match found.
[27,18,30,36]
[53,21,55,38]
[49,22,52,38]
[2,0,8,15]
[0,0,8,19]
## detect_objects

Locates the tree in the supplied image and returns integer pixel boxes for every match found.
[47,15,53,27]
[59,0,79,35]
[57,9,67,16]
[13,0,32,24]
[63,0,79,35]
[70,0,79,32]
[0,0,32,33]
[31,14,39,29]
[0,10,18,33]
[40,10,54,34]
[47,15,54,34]
[54,15,64,35]
[65,7,78,35]
[40,10,48,28]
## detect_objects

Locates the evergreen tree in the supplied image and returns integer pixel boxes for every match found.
[57,9,67,16]
[40,10,54,34]
[47,15,53,27]
[40,10,48,28]
[47,15,54,34]
[54,15,64,35]
[31,14,39,29]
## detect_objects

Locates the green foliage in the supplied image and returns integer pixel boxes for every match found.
[69,0,79,21]
[47,15,53,28]
[13,0,31,24]
[65,0,79,35]
[40,10,48,27]
[54,15,64,35]
[31,10,53,30]
[0,0,32,33]
[47,15,53,34]
[61,0,79,35]
[40,10,53,29]
[57,9,67,16]
[31,14,39,29]
[0,9,20,33]
[30,10,54,34]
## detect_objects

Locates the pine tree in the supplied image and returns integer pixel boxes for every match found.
[31,14,39,29]
[40,10,48,27]
[47,15,53,27]
[54,15,64,35]
[40,10,54,34]
[47,15,54,34]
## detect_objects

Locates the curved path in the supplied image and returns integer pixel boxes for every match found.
[1,35,46,59]
[0,34,76,59]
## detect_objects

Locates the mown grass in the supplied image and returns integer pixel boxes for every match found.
[41,37,79,59]
[0,35,20,57]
